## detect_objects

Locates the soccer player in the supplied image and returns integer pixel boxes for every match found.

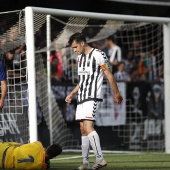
[0,61,7,109]
[0,141,62,169]
[105,35,122,74]
[65,33,123,170]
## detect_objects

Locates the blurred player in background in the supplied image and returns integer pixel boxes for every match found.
[105,34,122,74]
[0,61,7,109]
[0,141,62,169]
[65,33,123,170]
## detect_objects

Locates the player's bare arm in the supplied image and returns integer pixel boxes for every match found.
[0,80,7,109]
[65,84,79,103]
[104,69,123,104]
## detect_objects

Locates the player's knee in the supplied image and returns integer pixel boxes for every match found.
[83,124,92,134]
[80,125,86,135]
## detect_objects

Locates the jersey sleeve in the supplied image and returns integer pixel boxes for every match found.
[96,50,110,71]
[0,62,6,81]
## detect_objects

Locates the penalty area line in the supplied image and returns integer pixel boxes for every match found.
[51,154,95,161]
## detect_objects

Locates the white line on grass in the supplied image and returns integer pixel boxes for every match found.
[51,154,95,161]
[63,149,142,154]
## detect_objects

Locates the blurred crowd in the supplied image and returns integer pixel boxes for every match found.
[50,33,164,84]
[1,24,164,88]
[0,26,28,114]
[0,21,164,127]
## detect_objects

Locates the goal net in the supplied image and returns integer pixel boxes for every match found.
[34,12,164,151]
[1,7,169,152]
[0,11,29,143]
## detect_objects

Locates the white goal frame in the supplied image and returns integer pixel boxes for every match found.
[25,6,170,153]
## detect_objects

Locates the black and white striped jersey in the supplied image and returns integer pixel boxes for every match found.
[77,48,110,104]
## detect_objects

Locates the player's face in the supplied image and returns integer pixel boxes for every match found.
[71,41,85,55]
[118,63,125,71]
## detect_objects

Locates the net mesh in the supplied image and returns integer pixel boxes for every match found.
[0,10,29,143]
[44,14,164,151]
[0,9,164,151]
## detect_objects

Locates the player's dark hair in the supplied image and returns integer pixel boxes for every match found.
[107,34,116,44]
[68,32,86,45]
[46,143,62,159]
[118,61,125,66]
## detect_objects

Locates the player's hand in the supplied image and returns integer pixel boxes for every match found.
[0,99,4,109]
[114,93,123,104]
[65,93,74,103]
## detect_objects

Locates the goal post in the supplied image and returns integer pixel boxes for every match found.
[24,6,170,153]
[163,23,170,154]
[46,14,53,145]
[25,7,38,142]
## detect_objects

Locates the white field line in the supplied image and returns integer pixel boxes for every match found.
[64,150,165,154]
[99,150,164,154]
[62,149,142,154]
[51,154,95,161]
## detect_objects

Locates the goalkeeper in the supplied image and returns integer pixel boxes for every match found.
[0,141,62,169]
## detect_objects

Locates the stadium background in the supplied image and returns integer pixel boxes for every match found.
[1,0,170,17]
[0,0,169,151]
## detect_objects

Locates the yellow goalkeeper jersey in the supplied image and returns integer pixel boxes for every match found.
[0,141,47,170]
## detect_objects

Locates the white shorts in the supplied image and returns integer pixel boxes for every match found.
[76,100,100,121]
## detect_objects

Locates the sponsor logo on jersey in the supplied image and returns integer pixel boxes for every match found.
[78,71,90,75]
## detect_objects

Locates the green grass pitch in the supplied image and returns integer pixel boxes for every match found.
[50,152,170,170]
